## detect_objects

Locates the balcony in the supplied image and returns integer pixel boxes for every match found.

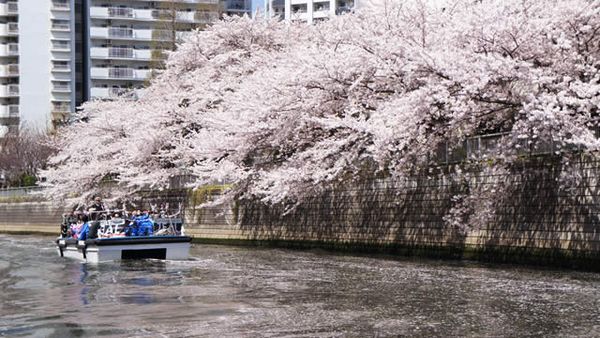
[194,11,219,23]
[335,5,355,15]
[0,23,18,36]
[152,30,174,41]
[0,105,18,118]
[52,62,70,72]
[90,6,218,23]
[90,7,132,19]
[90,47,152,60]
[110,68,134,79]
[109,27,134,39]
[0,64,18,77]
[0,2,18,16]
[90,87,142,99]
[109,47,133,59]
[154,10,215,23]
[313,8,331,19]
[52,103,71,111]
[0,43,19,57]
[0,84,19,97]
[91,27,187,41]
[51,0,70,11]
[51,21,70,31]
[109,7,133,18]
[51,41,71,51]
[90,67,151,80]
[52,82,71,92]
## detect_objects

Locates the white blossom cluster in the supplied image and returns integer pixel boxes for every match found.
[43,0,600,212]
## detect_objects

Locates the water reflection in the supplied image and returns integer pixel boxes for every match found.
[0,235,599,337]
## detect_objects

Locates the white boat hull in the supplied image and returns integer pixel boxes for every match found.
[56,236,192,263]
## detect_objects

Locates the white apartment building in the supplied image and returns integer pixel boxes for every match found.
[0,0,19,136]
[0,0,252,136]
[86,0,223,101]
[47,0,77,128]
[0,0,77,134]
[284,0,356,23]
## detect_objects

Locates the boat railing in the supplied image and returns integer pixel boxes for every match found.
[61,205,187,238]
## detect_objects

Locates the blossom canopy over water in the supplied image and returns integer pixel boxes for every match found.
[43,0,600,217]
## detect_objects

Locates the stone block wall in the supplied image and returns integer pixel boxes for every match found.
[0,202,65,235]
[183,155,600,267]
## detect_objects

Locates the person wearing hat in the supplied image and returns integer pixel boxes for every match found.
[86,196,105,238]
[88,196,105,221]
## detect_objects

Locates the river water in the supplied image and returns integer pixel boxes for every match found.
[1,235,599,337]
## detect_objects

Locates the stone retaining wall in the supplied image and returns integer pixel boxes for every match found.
[183,155,600,268]
[0,202,65,235]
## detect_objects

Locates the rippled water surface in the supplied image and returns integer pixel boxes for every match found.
[1,235,600,337]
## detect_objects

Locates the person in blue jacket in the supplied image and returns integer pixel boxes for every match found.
[121,210,140,236]
[135,211,154,237]
[77,215,91,241]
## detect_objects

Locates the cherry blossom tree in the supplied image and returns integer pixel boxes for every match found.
[43,0,600,231]
[0,128,54,187]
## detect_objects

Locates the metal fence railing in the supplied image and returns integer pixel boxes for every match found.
[0,186,44,199]
[432,132,588,165]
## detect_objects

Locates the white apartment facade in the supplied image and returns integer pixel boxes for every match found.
[0,0,77,135]
[0,0,19,136]
[86,0,223,100]
[284,0,356,23]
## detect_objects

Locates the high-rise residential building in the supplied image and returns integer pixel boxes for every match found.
[0,0,19,136]
[0,0,255,137]
[0,0,80,134]
[85,0,222,101]
[0,0,79,135]
[284,0,356,23]
[48,0,78,128]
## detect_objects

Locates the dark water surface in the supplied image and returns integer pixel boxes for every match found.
[1,235,599,337]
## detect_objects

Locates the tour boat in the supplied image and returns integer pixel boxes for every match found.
[56,213,192,263]
[56,235,192,263]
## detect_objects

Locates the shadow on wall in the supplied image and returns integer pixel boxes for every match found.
[479,157,600,265]
[230,155,600,267]
[235,175,463,253]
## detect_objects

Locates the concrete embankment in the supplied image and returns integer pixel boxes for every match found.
[0,201,64,235]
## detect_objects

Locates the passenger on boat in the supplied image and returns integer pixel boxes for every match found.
[125,210,139,236]
[120,217,135,237]
[105,212,126,237]
[84,196,107,239]
[60,212,74,238]
[116,210,136,236]
[134,211,154,237]
[68,213,85,238]
[76,215,91,240]
[88,196,106,223]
